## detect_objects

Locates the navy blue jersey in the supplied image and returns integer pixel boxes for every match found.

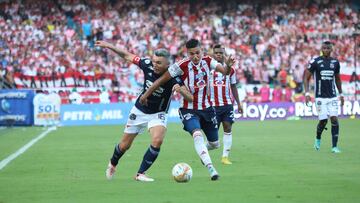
[134,57,183,114]
[307,56,340,98]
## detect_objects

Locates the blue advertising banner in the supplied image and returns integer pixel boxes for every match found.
[60,102,182,126]
[0,89,35,126]
[60,101,359,126]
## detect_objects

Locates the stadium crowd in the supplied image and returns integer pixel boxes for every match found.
[0,0,359,103]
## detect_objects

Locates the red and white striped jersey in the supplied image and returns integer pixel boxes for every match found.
[209,67,237,106]
[168,56,220,110]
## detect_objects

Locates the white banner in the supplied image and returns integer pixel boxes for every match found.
[33,93,61,126]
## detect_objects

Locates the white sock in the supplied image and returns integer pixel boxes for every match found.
[193,131,213,168]
[222,132,232,157]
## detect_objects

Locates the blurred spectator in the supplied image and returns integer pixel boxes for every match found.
[259,83,270,103]
[272,85,283,102]
[69,88,83,104]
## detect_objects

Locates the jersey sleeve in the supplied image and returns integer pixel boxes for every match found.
[307,58,316,73]
[335,60,340,74]
[135,57,152,71]
[132,56,141,66]
[210,57,220,70]
[230,68,237,84]
[168,63,184,78]
[170,76,184,87]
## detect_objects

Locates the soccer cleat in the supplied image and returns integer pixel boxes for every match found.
[135,173,154,182]
[221,157,232,165]
[331,147,341,154]
[105,162,116,180]
[314,139,321,151]
[209,167,220,181]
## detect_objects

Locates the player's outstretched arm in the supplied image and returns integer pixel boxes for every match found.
[139,71,173,105]
[335,74,344,106]
[303,69,312,105]
[173,84,193,102]
[215,55,235,75]
[95,40,136,63]
[230,84,243,114]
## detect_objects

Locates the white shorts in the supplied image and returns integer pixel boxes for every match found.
[315,97,339,120]
[124,106,167,134]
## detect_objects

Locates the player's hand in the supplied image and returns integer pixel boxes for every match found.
[172,84,181,93]
[95,40,111,48]
[340,95,344,106]
[139,95,148,106]
[237,103,243,114]
[225,55,235,68]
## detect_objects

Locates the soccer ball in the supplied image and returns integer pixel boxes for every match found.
[172,163,193,183]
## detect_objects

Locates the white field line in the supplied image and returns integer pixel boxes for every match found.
[0,126,57,170]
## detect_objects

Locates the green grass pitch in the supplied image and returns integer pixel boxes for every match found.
[0,119,359,203]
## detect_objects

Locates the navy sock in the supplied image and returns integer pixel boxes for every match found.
[331,122,339,148]
[137,145,160,174]
[316,120,327,139]
[110,144,124,166]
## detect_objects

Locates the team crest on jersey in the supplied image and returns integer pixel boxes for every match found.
[129,113,136,120]
[183,113,193,120]
[145,59,151,64]
[330,63,335,69]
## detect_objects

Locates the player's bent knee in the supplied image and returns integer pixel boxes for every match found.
[319,119,328,126]
[331,118,339,126]
[151,137,164,148]
[119,142,132,151]
[208,141,220,150]
[192,130,203,138]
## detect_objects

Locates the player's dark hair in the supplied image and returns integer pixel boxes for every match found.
[212,44,223,50]
[322,41,333,46]
[186,39,201,49]
[154,48,171,62]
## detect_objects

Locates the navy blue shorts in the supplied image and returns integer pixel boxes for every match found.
[179,107,219,142]
[214,104,234,124]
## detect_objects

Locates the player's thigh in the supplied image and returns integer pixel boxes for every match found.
[328,98,339,117]
[179,108,201,135]
[219,105,234,132]
[200,108,219,142]
[315,98,328,120]
[124,107,148,134]
[149,125,167,148]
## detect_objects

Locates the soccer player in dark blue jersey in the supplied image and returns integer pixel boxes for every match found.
[304,41,344,153]
[95,40,193,181]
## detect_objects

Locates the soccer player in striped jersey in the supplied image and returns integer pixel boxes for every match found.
[304,41,344,153]
[209,44,243,165]
[95,40,193,181]
[140,39,235,180]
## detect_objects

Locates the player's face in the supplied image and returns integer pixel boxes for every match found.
[321,44,332,57]
[213,48,224,63]
[152,55,170,75]
[187,46,202,65]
